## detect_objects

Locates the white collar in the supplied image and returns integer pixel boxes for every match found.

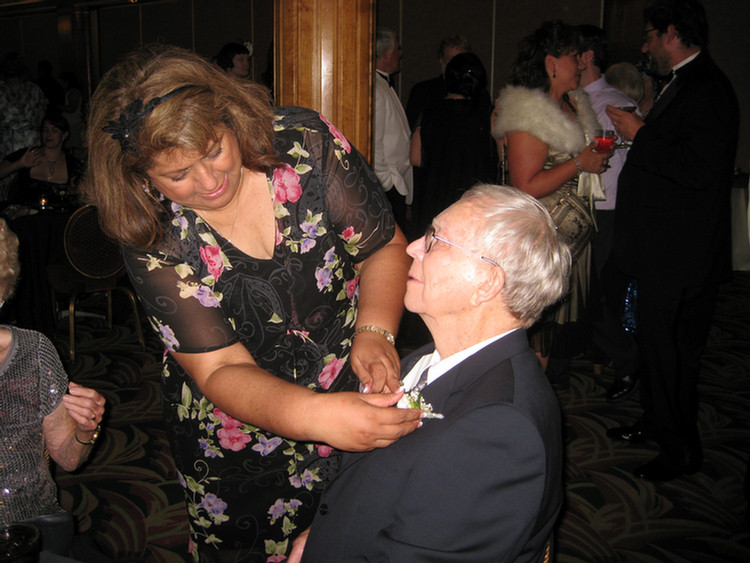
[401,329,519,391]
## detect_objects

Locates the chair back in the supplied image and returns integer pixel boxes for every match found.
[64,205,124,279]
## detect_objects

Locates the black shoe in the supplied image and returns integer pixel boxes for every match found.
[633,452,702,482]
[606,373,639,403]
[606,425,651,443]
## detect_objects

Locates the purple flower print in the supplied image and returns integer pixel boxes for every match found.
[315,266,333,291]
[194,285,221,307]
[200,245,225,280]
[323,247,336,266]
[252,435,283,456]
[198,439,219,458]
[158,322,179,351]
[199,493,228,516]
[299,237,317,254]
[273,164,302,204]
[268,499,287,520]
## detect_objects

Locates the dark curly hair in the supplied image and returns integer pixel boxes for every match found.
[509,20,581,91]
[644,0,708,48]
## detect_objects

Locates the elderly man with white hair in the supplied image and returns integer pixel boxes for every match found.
[291,184,570,563]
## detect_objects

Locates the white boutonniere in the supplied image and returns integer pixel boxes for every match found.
[397,388,444,419]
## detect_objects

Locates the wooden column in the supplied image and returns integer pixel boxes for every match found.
[274,0,374,161]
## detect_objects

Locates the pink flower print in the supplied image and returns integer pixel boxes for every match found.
[217,426,253,451]
[213,408,242,430]
[272,164,302,204]
[345,276,359,299]
[319,114,351,153]
[200,245,225,280]
[341,226,355,241]
[316,444,333,457]
[267,556,286,563]
[318,357,345,389]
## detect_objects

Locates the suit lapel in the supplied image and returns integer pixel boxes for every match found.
[419,330,530,415]
[646,52,705,122]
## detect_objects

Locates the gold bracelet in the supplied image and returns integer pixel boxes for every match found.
[75,424,101,446]
[354,324,395,346]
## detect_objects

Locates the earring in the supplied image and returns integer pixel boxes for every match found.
[142,180,165,202]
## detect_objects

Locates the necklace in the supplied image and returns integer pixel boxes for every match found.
[197,167,243,243]
[47,158,58,178]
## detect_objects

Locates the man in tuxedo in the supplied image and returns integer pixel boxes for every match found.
[292,184,570,563]
[605,0,738,481]
[373,27,413,232]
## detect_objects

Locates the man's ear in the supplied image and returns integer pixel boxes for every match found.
[471,266,505,307]
[581,49,594,67]
[665,24,679,44]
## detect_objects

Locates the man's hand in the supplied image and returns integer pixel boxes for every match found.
[606,105,645,142]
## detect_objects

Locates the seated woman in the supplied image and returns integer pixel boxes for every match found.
[0,217,106,555]
[0,112,84,209]
[410,52,498,235]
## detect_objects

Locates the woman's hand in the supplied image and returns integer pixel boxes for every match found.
[606,104,645,142]
[19,147,44,169]
[62,381,106,432]
[351,330,401,393]
[309,390,423,452]
[575,144,612,175]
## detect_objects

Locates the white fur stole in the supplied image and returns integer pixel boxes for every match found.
[492,85,601,155]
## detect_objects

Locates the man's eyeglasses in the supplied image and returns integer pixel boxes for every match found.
[424,225,499,267]
[642,27,658,43]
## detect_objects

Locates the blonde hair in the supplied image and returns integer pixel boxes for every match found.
[605,62,645,103]
[0,218,20,303]
[84,44,278,249]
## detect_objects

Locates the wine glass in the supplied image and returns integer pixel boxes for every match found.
[593,129,616,153]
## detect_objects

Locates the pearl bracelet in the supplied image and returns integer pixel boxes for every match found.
[354,324,395,346]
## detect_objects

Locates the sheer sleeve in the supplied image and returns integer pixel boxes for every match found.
[313,113,396,264]
[122,242,239,354]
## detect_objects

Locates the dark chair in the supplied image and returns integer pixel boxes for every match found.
[47,205,146,362]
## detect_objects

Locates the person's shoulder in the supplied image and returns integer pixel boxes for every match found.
[271,106,327,133]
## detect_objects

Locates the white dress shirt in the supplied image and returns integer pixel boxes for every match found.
[373,71,414,204]
[583,76,639,210]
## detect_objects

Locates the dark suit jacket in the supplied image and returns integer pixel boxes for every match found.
[302,330,563,563]
[612,51,739,286]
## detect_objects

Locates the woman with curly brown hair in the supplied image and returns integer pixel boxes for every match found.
[84,44,420,562]
[493,20,612,384]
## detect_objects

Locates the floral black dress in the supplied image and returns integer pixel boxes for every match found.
[122,107,395,563]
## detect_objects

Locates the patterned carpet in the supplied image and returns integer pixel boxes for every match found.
[54,272,750,562]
